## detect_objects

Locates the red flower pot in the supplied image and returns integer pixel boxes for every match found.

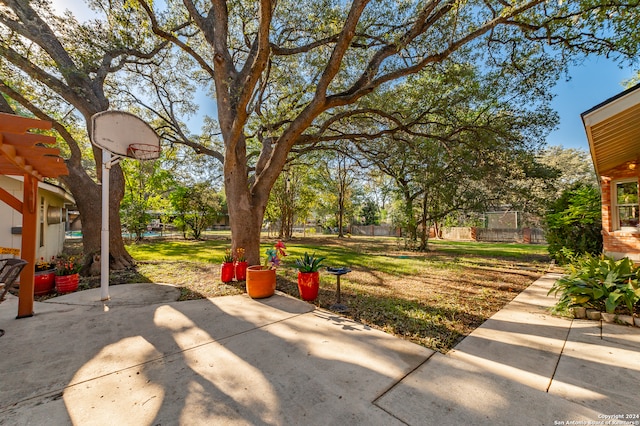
[34,270,56,296]
[235,261,248,281]
[55,273,79,294]
[246,265,276,298]
[297,271,320,301]
[220,262,235,283]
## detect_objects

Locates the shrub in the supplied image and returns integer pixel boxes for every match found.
[548,254,640,314]
[543,184,602,264]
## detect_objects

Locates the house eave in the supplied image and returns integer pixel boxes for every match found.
[582,82,640,178]
[3,175,75,204]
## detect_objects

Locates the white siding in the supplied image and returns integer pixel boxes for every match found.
[0,175,72,260]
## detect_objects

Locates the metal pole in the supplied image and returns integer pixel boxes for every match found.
[100,149,111,301]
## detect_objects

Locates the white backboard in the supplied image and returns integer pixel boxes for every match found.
[91,111,160,158]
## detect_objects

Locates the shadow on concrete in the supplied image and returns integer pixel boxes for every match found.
[0,289,430,424]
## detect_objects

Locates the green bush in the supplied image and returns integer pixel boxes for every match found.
[543,184,602,264]
[548,254,640,314]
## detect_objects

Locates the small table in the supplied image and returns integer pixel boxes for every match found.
[326,267,351,312]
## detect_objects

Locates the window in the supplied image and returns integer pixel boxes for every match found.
[614,180,639,230]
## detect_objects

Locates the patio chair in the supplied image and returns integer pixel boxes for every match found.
[0,259,28,302]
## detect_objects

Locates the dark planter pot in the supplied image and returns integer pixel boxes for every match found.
[246,265,276,299]
[297,271,320,301]
[55,273,79,293]
[34,269,56,296]
[220,262,235,283]
[235,261,248,281]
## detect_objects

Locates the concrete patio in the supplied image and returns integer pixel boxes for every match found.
[0,274,638,425]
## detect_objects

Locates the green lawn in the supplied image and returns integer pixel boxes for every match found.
[126,236,547,274]
[117,235,551,352]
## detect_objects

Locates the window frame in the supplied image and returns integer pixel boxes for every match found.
[612,178,639,231]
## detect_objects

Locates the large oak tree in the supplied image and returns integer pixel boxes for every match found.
[134,0,639,264]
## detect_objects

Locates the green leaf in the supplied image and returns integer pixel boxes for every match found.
[605,293,623,314]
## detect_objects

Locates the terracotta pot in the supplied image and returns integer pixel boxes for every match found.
[34,269,55,296]
[220,262,235,283]
[246,265,276,299]
[55,273,79,293]
[235,261,248,281]
[297,271,320,301]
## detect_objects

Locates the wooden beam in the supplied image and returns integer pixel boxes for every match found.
[0,185,23,212]
[17,173,37,318]
[0,143,16,157]
[0,112,52,133]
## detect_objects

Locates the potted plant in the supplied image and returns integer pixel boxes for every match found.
[220,249,235,283]
[34,257,56,296]
[295,252,326,301]
[55,256,81,293]
[234,248,248,281]
[246,241,287,299]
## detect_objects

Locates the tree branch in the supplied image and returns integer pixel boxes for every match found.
[136,0,216,77]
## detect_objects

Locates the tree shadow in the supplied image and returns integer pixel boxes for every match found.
[0,290,431,424]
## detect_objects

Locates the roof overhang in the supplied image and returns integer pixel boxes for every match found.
[582,82,640,177]
[2,175,75,204]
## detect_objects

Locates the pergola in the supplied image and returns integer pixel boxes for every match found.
[0,112,68,318]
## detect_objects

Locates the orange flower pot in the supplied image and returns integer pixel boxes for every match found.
[245,265,276,299]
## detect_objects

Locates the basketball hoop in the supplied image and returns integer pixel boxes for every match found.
[127,143,160,161]
[91,111,161,301]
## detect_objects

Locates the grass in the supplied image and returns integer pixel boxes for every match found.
[63,235,553,353]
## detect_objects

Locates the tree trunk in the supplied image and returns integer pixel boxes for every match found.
[61,160,133,272]
[418,192,429,252]
[402,188,417,245]
[337,196,344,238]
[337,176,346,237]
[225,138,266,266]
[433,221,441,240]
[228,191,265,266]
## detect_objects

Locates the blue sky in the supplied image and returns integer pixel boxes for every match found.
[547,58,636,151]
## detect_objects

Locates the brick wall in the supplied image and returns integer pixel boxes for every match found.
[601,163,640,259]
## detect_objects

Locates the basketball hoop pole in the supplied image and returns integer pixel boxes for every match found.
[100,149,122,301]
[100,149,111,301]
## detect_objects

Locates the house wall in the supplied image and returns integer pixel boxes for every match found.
[0,176,22,253]
[600,163,640,262]
[0,176,69,262]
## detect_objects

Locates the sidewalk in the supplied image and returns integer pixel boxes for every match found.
[377,273,640,425]
[0,275,638,425]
